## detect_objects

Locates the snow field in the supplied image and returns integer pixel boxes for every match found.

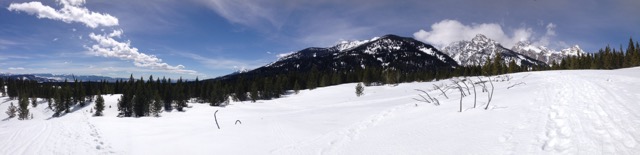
[1,68,640,154]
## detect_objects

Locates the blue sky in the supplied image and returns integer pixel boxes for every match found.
[0,0,638,79]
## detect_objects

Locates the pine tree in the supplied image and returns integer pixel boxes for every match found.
[18,96,30,120]
[293,80,301,94]
[355,83,364,97]
[250,82,258,103]
[0,78,5,97]
[175,77,187,111]
[6,102,17,118]
[53,90,64,116]
[151,91,163,117]
[94,93,105,116]
[133,77,150,117]
[492,53,503,75]
[30,96,38,107]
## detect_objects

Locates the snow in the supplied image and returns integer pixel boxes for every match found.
[2,68,640,154]
[418,47,447,62]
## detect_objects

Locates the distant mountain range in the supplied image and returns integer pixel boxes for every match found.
[218,34,458,80]
[511,41,584,64]
[0,73,125,82]
[3,33,584,83]
[442,34,547,67]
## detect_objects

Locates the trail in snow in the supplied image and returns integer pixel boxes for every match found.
[540,74,639,154]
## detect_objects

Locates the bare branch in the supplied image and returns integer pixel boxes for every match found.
[485,76,495,110]
[469,79,477,108]
[214,110,220,129]
[507,82,526,89]
[433,84,449,99]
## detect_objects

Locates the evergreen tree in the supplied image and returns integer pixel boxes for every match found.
[293,80,301,94]
[53,90,65,116]
[0,78,5,97]
[492,53,503,75]
[175,77,187,111]
[355,83,364,97]
[30,96,38,107]
[307,66,319,89]
[133,77,150,117]
[151,91,163,117]
[250,82,258,103]
[118,74,135,117]
[94,93,105,116]
[18,96,30,120]
[6,102,17,118]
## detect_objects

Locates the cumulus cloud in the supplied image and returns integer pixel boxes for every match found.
[87,31,196,74]
[413,19,532,48]
[108,29,123,38]
[536,23,557,47]
[8,0,118,28]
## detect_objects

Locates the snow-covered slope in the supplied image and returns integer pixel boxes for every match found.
[443,34,546,67]
[2,68,640,154]
[511,41,585,64]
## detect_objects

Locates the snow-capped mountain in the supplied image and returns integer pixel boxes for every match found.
[442,34,546,67]
[221,34,458,80]
[271,34,456,70]
[511,41,585,64]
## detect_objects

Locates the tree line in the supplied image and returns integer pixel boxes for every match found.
[2,37,639,119]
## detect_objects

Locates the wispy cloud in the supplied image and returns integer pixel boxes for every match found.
[0,39,19,49]
[7,0,196,74]
[87,31,196,74]
[178,52,265,71]
[8,67,25,70]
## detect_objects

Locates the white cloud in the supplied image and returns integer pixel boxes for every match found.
[8,0,118,28]
[8,67,25,70]
[87,31,196,74]
[276,51,295,58]
[59,0,86,6]
[9,0,196,74]
[413,19,532,48]
[179,52,263,71]
[199,0,284,29]
[0,39,19,49]
[108,29,123,38]
[53,38,59,41]
[536,23,557,47]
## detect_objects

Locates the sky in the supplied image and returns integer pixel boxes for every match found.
[0,0,638,79]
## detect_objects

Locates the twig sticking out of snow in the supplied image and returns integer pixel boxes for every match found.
[214,110,220,129]
[484,77,495,110]
[507,82,526,89]
[433,84,449,99]
[413,89,439,106]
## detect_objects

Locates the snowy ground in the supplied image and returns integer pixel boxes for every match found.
[1,68,640,154]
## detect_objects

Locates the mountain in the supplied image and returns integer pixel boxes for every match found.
[442,34,547,67]
[0,73,124,82]
[511,41,585,64]
[227,34,458,80]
